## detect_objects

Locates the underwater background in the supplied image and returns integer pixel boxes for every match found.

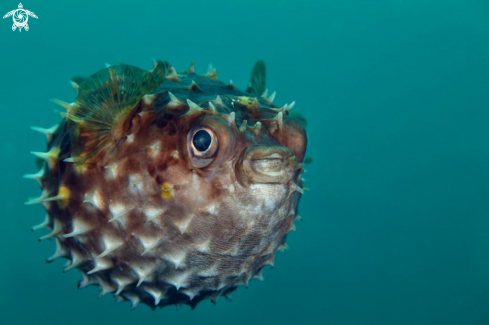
[0,0,488,324]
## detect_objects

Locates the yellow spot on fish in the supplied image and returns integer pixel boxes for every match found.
[161,183,173,199]
[235,96,258,108]
[75,162,89,174]
[58,186,70,204]
[30,146,60,169]
[44,185,70,207]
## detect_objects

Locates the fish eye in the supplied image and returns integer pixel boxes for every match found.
[189,127,218,160]
[184,115,236,169]
[192,130,212,152]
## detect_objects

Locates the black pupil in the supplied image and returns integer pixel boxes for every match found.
[193,130,212,152]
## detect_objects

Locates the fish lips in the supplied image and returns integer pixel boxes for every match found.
[240,145,297,184]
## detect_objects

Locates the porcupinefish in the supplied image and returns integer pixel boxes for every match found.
[24,60,307,309]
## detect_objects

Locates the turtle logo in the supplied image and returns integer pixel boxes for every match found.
[2,3,37,32]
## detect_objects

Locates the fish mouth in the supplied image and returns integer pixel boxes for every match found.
[241,145,297,184]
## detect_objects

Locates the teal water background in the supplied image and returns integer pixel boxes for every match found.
[1,0,489,324]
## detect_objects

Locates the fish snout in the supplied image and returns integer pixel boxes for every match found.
[239,145,297,184]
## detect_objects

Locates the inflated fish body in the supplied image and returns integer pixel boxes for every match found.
[25,60,307,309]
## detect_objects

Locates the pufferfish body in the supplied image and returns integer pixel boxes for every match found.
[25,60,307,309]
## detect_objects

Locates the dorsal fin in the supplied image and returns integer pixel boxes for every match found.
[67,61,166,164]
[246,61,266,96]
[71,76,86,85]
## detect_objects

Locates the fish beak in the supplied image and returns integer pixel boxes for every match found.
[240,145,297,184]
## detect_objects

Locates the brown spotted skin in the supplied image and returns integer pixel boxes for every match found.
[28,62,307,309]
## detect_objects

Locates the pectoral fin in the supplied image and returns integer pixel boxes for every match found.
[63,61,167,164]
